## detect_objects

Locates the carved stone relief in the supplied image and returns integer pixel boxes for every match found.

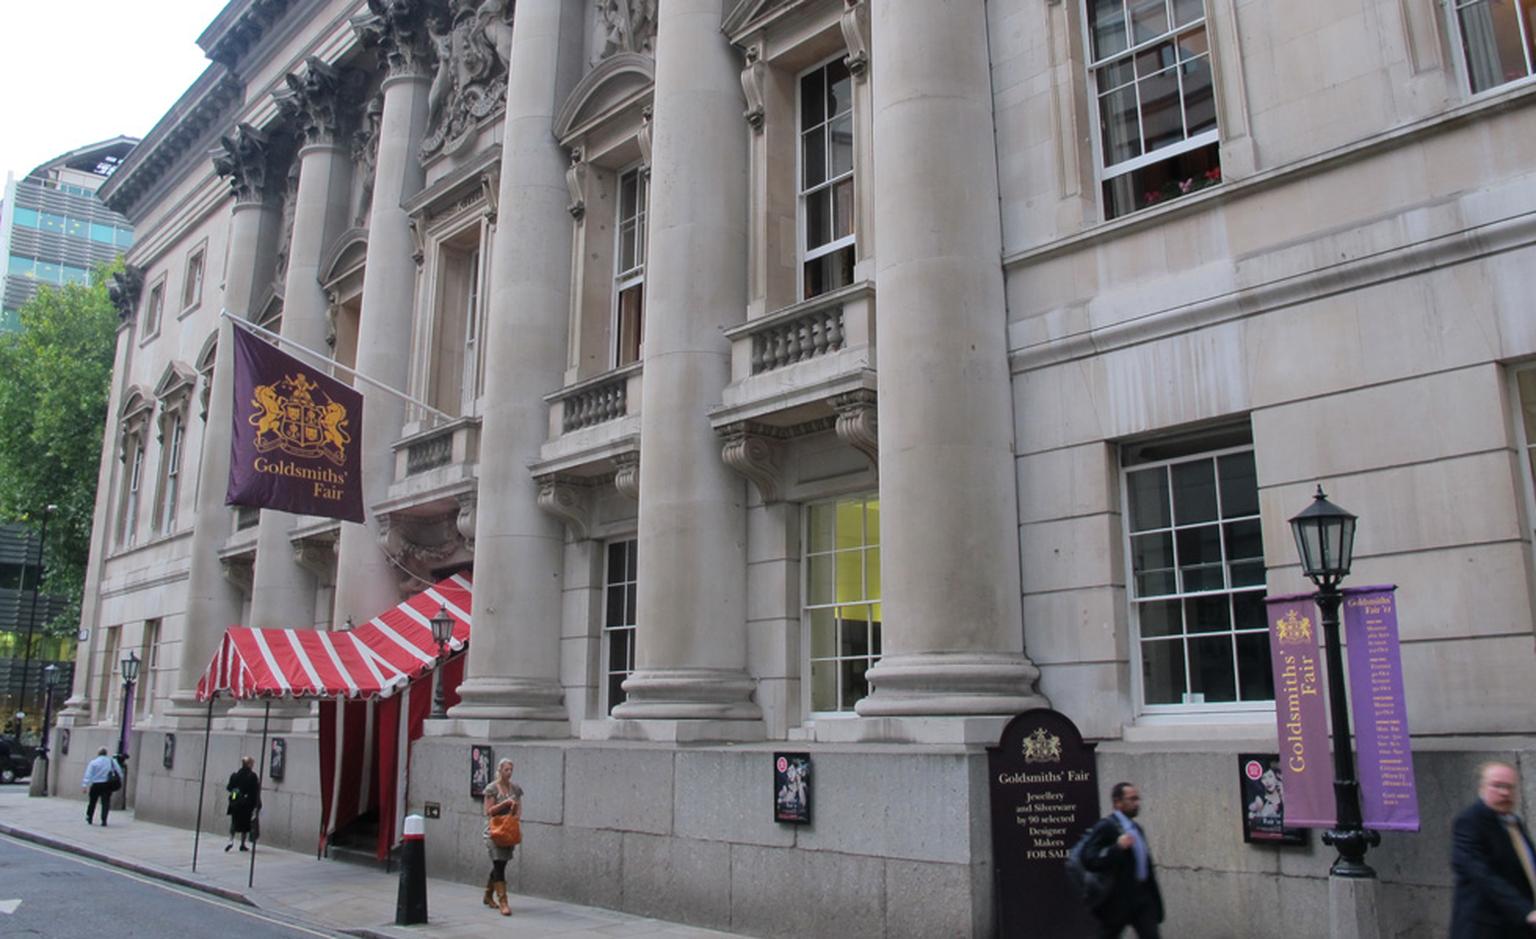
[271,160,301,287]
[422,0,514,159]
[221,554,255,596]
[594,0,658,64]
[718,422,784,504]
[352,92,385,227]
[377,508,471,590]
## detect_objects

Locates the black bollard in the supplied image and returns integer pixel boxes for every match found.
[395,814,428,925]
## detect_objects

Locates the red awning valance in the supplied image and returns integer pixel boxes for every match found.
[196,573,471,701]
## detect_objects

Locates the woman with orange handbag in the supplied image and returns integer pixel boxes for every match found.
[482,757,522,916]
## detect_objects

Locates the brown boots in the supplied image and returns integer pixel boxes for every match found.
[493,881,511,916]
[483,881,496,909]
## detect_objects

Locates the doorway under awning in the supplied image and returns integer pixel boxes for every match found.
[192,572,471,870]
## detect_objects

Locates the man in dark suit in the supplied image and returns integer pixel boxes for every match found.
[1450,761,1536,938]
[1082,781,1164,938]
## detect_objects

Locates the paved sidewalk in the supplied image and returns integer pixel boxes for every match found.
[0,785,746,939]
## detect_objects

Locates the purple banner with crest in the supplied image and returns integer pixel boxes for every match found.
[1265,593,1335,828]
[226,324,364,522]
[1342,586,1419,831]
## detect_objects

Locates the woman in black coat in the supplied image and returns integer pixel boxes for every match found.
[225,755,261,852]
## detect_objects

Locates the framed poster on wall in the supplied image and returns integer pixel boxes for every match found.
[471,745,493,798]
[1240,753,1308,845]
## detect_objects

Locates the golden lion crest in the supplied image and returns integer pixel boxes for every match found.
[1274,608,1313,643]
[1022,727,1063,764]
[249,372,351,465]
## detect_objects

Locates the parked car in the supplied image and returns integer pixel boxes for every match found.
[0,735,35,783]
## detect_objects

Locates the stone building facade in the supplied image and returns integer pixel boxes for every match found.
[51,0,1536,936]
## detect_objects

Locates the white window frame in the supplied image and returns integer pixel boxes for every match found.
[140,278,166,342]
[801,493,881,717]
[796,54,857,302]
[601,537,638,715]
[156,413,184,534]
[1083,0,1219,212]
[1448,0,1536,94]
[181,244,206,314]
[119,437,144,546]
[1511,363,1536,561]
[1121,442,1271,716]
[612,165,648,369]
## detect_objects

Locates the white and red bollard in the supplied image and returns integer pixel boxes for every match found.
[396,814,428,925]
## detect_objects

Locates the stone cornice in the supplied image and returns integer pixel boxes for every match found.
[98,69,245,219]
[198,0,298,70]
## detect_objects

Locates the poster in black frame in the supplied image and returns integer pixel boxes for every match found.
[471,745,494,799]
[773,752,811,824]
[1239,752,1309,845]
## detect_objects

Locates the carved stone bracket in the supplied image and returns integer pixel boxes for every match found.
[108,265,144,322]
[274,56,366,147]
[718,422,784,504]
[480,169,500,223]
[830,389,878,469]
[612,450,640,501]
[407,218,425,265]
[637,106,654,176]
[840,0,870,79]
[351,0,437,79]
[566,147,588,220]
[221,555,255,597]
[741,45,766,131]
[455,491,477,548]
[293,530,339,582]
[213,123,283,204]
[535,474,594,540]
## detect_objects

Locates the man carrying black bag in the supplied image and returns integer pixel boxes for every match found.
[1081,781,1165,939]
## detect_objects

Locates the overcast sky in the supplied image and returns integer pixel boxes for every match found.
[1,0,232,183]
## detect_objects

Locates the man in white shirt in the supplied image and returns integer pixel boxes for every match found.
[80,748,120,826]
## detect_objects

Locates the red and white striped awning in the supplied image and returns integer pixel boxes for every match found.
[196,573,471,701]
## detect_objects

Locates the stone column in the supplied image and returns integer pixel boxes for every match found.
[854,0,1047,725]
[332,1,436,628]
[247,59,359,631]
[608,0,762,739]
[447,0,580,735]
[163,125,285,722]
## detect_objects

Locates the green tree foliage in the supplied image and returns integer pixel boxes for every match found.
[0,268,120,633]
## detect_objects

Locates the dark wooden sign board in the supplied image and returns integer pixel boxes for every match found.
[987,708,1100,939]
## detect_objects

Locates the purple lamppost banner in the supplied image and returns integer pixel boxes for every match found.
[1342,585,1419,831]
[1265,593,1335,828]
[226,323,364,522]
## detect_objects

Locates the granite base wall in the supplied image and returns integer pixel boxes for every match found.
[62,726,1534,938]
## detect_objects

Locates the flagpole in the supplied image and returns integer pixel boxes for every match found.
[220,310,454,423]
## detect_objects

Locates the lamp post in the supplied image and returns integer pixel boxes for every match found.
[28,664,60,797]
[1288,486,1379,878]
[429,605,454,719]
[15,503,57,741]
[117,651,140,764]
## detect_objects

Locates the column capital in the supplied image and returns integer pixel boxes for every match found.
[274,56,367,148]
[212,123,286,204]
[352,0,438,79]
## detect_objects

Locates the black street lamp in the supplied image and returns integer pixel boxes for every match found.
[14,503,57,740]
[29,664,61,797]
[429,605,454,719]
[1288,485,1379,878]
[117,651,140,766]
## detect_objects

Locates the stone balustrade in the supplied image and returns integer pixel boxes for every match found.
[545,362,643,437]
[750,303,845,373]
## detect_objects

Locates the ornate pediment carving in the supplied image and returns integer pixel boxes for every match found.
[212,123,285,204]
[594,0,657,64]
[422,0,514,159]
[554,52,655,143]
[274,57,367,147]
[108,265,144,322]
[352,0,438,78]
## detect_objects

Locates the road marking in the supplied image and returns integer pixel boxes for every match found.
[0,836,338,937]
[0,899,20,914]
